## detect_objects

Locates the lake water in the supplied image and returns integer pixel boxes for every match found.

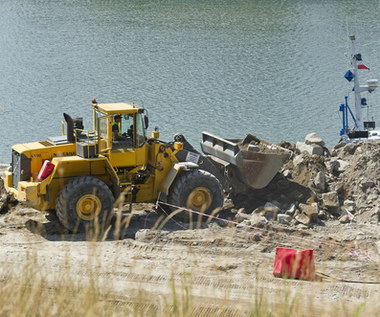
[1,0,380,164]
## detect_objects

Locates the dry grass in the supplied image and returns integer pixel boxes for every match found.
[0,240,379,317]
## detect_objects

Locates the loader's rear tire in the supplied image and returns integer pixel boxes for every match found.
[168,169,223,222]
[56,176,114,234]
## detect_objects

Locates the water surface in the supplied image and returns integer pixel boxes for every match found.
[1,0,380,163]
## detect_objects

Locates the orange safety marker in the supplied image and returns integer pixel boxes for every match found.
[273,247,315,281]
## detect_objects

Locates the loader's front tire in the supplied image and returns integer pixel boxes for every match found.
[168,169,223,221]
[56,176,114,233]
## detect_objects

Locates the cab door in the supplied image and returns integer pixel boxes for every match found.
[97,115,113,154]
[108,113,148,168]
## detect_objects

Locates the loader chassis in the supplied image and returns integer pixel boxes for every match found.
[4,101,224,231]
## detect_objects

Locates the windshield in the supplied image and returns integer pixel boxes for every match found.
[110,113,146,148]
[119,114,134,136]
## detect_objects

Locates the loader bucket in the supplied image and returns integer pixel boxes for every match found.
[201,132,292,190]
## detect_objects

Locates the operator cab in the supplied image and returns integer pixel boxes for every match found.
[110,113,134,149]
[91,100,149,157]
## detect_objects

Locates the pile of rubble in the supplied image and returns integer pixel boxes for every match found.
[1,134,379,229]
[232,133,380,228]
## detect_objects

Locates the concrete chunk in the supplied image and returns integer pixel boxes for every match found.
[322,192,340,208]
[296,142,324,156]
[305,132,325,147]
[295,213,311,226]
[277,214,292,225]
[299,203,319,222]
[313,171,325,191]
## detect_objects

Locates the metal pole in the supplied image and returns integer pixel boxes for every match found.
[350,35,364,131]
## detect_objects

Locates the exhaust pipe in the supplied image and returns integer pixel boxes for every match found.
[63,113,84,143]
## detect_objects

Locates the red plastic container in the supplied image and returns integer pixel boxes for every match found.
[37,160,55,181]
[273,247,315,281]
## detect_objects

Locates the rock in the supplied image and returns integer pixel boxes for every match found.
[322,191,340,208]
[235,211,250,223]
[359,180,374,189]
[283,169,291,177]
[293,154,304,166]
[277,214,292,225]
[339,215,350,224]
[295,213,311,226]
[313,171,325,191]
[343,143,357,154]
[261,206,280,220]
[0,193,7,202]
[343,200,355,213]
[296,142,324,156]
[334,141,346,150]
[305,132,325,147]
[236,220,251,228]
[376,240,380,254]
[327,159,349,174]
[285,203,297,216]
[250,213,262,225]
[257,216,268,225]
[332,182,345,193]
[318,209,328,220]
[371,206,380,222]
[299,203,319,222]
[335,159,350,173]
[325,160,338,174]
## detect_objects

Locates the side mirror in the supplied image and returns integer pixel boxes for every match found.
[144,116,149,129]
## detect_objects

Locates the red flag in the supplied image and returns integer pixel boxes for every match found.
[358,63,370,70]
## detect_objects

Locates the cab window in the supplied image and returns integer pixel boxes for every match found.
[136,113,146,147]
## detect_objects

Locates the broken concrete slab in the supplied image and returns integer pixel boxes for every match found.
[296,142,324,156]
[299,202,319,222]
[277,214,292,225]
[305,132,325,147]
[285,203,297,216]
[313,171,325,191]
[295,213,311,226]
[336,159,350,173]
[322,191,340,208]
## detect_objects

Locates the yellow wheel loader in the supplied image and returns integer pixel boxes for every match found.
[4,99,291,232]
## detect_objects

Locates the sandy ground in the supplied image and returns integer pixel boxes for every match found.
[1,195,379,316]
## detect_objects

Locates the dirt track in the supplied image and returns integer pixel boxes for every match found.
[1,200,379,315]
